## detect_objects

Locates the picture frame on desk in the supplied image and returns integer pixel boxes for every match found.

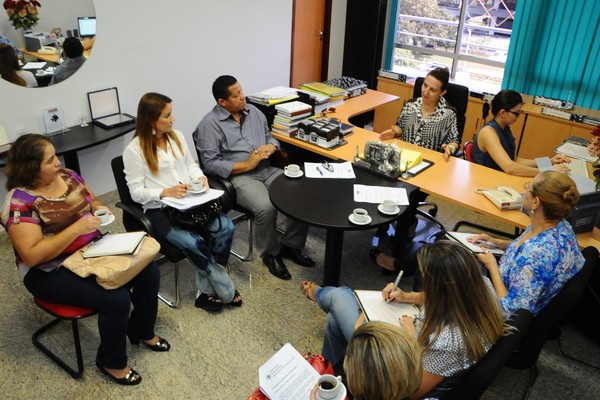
[43,105,68,135]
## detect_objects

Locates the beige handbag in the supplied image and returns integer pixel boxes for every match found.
[63,234,160,290]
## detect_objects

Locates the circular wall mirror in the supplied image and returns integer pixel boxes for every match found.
[0,0,95,88]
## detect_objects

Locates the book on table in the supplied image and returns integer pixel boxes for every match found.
[274,100,312,116]
[81,231,146,258]
[354,290,419,325]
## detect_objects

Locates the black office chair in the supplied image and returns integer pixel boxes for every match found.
[442,308,534,400]
[505,246,599,400]
[192,136,254,262]
[110,155,186,308]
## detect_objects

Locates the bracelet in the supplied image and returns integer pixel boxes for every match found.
[448,145,456,155]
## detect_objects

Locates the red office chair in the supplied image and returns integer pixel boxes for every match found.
[32,297,98,379]
[463,141,473,162]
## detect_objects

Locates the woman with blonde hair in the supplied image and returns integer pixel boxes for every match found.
[123,92,240,313]
[470,170,584,316]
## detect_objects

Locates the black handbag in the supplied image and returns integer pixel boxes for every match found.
[167,199,222,234]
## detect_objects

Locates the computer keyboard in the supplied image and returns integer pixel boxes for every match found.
[568,158,590,178]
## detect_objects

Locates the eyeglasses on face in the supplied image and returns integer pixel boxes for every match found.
[507,109,523,117]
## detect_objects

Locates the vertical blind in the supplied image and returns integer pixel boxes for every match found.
[504,0,600,110]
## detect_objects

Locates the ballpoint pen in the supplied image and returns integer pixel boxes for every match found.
[316,166,324,176]
[387,270,404,303]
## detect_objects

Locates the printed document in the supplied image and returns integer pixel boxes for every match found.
[258,343,320,400]
[353,184,409,205]
[304,161,355,179]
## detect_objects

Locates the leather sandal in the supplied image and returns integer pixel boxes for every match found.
[195,293,223,312]
[96,362,142,386]
[228,290,243,307]
[300,280,318,302]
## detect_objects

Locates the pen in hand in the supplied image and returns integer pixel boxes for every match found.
[387,270,404,303]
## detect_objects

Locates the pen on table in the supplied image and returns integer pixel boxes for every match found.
[316,166,324,176]
[387,270,404,303]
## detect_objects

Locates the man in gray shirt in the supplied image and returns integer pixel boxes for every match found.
[194,75,314,280]
[49,37,86,85]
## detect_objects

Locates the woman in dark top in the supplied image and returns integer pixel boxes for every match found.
[471,90,569,176]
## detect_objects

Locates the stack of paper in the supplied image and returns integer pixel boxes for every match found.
[247,86,299,106]
[299,82,348,99]
[272,101,312,136]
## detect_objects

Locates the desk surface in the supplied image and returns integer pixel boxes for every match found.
[272,90,600,251]
[20,48,91,64]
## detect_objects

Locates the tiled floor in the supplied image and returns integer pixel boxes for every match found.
[0,191,598,399]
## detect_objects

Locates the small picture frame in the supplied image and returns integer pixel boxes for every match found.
[43,105,67,135]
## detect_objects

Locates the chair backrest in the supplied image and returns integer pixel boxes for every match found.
[413,76,470,141]
[444,308,534,400]
[110,156,147,233]
[464,141,473,162]
[507,246,599,369]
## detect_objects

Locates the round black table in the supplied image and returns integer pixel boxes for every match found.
[269,165,419,286]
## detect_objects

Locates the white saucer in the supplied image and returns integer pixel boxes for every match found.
[189,186,208,194]
[100,214,115,227]
[316,385,347,400]
[284,170,303,178]
[377,204,400,215]
[36,72,45,76]
[348,213,372,225]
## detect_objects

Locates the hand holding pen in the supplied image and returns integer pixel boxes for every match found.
[382,270,404,303]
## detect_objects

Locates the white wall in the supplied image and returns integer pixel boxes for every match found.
[0,0,296,197]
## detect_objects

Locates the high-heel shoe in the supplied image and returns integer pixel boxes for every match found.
[128,335,171,352]
[96,362,142,385]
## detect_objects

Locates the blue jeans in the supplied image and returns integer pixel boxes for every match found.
[315,286,361,366]
[146,209,237,303]
[24,261,160,369]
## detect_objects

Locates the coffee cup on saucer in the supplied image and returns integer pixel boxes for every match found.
[317,374,343,399]
[190,179,204,191]
[352,208,368,223]
[94,209,110,224]
[36,69,45,76]
[284,164,301,177]
[382,199,397,213]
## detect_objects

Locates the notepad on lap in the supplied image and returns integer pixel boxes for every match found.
[446,231,504,255]
[354,290,419,325]
[82,232,146,258]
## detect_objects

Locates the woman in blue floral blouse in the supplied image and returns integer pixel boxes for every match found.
[470,170,585,316]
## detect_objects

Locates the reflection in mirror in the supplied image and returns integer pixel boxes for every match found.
[0,0,95,88]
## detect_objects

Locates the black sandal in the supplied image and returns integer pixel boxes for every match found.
[228,290,243,307]
[96,363,142,386]
[194,293,223,312]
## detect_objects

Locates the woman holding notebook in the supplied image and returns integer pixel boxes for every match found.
[2,134,167,386]
[123,92,240,313]
[301,240,505,399]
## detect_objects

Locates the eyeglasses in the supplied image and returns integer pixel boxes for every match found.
[507,109,523,117]
[322,160,334,172]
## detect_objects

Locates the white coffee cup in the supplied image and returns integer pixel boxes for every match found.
[317,374,343,399]
[190,179,204,191]
[352,208,368,223]
[382,199,397,213]
[36,69,45,76]
[94,209,110,224]
[284,164,301,176]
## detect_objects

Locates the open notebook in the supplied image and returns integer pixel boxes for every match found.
[81,231,146,258]
[354,290,419,326]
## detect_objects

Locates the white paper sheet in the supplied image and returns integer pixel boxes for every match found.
[22,61,47,69]
[555,142,596,162]
[258,343,320,400]
[304,161,355,178]
[353,184,409,205]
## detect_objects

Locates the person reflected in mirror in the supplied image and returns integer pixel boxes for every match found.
[194,75,315,281]
[302,241,507,399]
[471,90,570,176]
[123,92,241,313]
[378,67,460,160]
[49,36,86,85]
[309,321,423,400]
[0,34,23,58]
[1,134,169,386]
[470,171,584,316]
[0,43,37,87]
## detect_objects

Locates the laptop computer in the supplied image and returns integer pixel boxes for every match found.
[87,87,135,129]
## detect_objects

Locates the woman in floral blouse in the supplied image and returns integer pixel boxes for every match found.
[470,170,584,316]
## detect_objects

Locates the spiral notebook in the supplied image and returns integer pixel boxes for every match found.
[354,290,419,325]
[81,232,146,258]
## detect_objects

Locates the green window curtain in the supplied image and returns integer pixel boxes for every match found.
[504,0,600,110]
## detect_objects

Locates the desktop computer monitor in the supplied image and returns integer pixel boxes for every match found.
[78,16,96,38]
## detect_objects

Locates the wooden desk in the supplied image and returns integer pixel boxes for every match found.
[20,48,91,63]
[272,90,600,251]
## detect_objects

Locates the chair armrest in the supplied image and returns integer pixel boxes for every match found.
[206,174,236,213]
[115,201,156,236]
